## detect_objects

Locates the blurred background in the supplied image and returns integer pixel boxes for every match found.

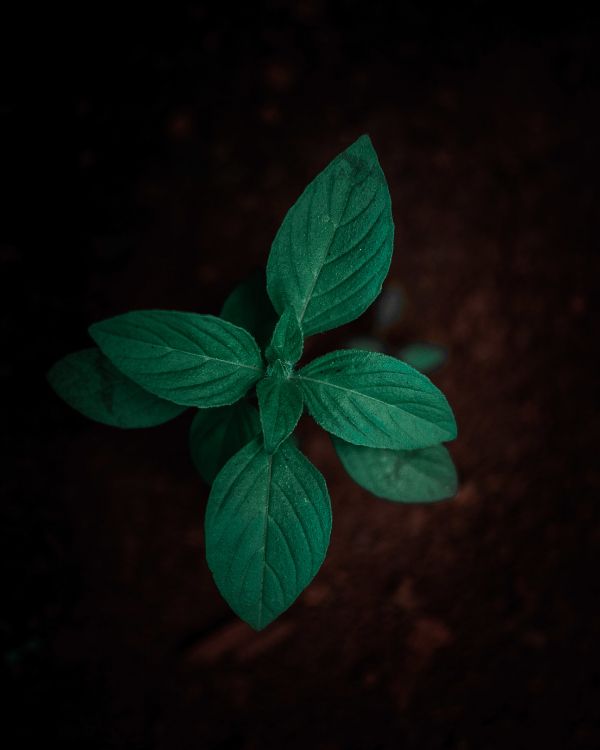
[2,2,599,748]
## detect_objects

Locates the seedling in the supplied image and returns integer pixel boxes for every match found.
[48,136,458,630]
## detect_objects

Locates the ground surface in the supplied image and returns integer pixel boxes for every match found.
[2,5,600,748]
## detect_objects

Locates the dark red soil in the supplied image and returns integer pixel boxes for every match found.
[3,5,600,748]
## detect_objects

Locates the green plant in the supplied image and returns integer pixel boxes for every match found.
[48,135,458,630]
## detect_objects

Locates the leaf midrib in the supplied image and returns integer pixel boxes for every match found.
[257,453,274,629]
[296,373,434,414]
[295,177,354,327]
[101,330,263,372]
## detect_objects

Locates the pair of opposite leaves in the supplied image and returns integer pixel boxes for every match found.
[48,135,457,629]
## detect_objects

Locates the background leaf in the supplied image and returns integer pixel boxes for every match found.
[189,401,260,484]
[220,270,278,350]
[333,437,458,502]
[47,348,186,428]
[298,349,457,449]
[265,309,303,365]
[257,368,304,453]
[374,282,405,329]
[90,311,263,408]
[267,134,394,336]
[205,438,331,630]
[398,342,447,374]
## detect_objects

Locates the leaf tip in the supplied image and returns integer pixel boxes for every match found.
[87,320,103,344]
[446,412,459,442]
[355,132,373,146]
[246,613,276,631]
[348,133,377,158]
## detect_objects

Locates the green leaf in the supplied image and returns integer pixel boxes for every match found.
[398,342,447,374]
[205,438,332,630]
[266,134,394,336]
[333,437,458,502]
[189,401,261,484]
[265,309,303,365]
[47,348,186,428]
[220,270,278,350]
[257,364,304,453]
[90,311,263,408]
[297,350,457,450]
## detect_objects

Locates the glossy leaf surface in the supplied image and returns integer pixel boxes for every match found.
[47,348,186,428]
[189,401,261,483]
[297,350,456,449]
[334,437,458,502]
[267,135,394,336]
[90,311,263,408]
[205,438,331,630]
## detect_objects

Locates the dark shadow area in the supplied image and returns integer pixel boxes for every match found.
[2,3,599,748]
